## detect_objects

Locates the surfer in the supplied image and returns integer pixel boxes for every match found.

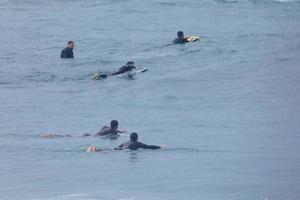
[60,41,75,58]
[86,132,161,152]
[111,61,136,75]
[92,61,137,80]
[173,31,199,44]
[114,132,162,150]
[173,31,189,44]
[95,120,127,136]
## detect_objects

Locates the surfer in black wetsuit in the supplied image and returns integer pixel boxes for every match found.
[60,41,75,58]
[112,61,136,75]
[173,31,189,44]
[86,132,162,152]
[115,132,161,150]
[95,120,126,136]
[92,61,137,80]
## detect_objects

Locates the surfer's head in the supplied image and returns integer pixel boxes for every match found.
[67,41,75,49]
[130,132,138,142]
[177,31,184,39]
[126,61,135,67]
[110,120,119,131]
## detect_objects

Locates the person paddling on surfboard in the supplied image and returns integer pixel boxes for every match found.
[87,132,163,152]
[95,120,127,137]
[114,132,162,150]
[92,61,136,80]
[111,61,136,76]
[173,31,199,44]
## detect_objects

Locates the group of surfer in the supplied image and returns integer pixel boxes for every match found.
[88,120,162,152]
[60,31,198,80]
[61,42,138,79]
[60,31,198,59]
[60,32,199,80]
[42,120,162,152]
[57,31,199,152]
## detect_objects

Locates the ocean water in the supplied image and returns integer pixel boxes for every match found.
[1,0,300,199]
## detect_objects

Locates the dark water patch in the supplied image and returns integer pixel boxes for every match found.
[212,47,226,55]
[155,2,177,6]
[185,48,203,54]
[81,1,111,8]
[215,0,239,3]
[164,95,178,100]
[60,75,88,82]
[0,81,10,85]
[0,2,8,6]
[274,57,293,62]
[142,43,173,52]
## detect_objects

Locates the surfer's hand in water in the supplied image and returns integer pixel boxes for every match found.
[160,145,167,149]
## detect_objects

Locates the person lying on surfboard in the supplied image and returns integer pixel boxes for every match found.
[111,61,136,75]
[91,61,137,80]
[86,132,162,152]
[173,31,199,44]
[114,132,162,150]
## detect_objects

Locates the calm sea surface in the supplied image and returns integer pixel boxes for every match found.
[1,0,300,199]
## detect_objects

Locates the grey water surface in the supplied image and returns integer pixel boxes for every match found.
[1,0,300,199]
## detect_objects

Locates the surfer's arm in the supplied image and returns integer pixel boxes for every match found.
[95,126,110,136]
[114,143,124,150]
[139,142,161,150]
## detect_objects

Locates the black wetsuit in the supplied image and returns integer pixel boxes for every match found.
[173,38,189,44]
[112,65,136,75]
[116,141,161,150]
[95,126,118,136]
[60,47,74,58]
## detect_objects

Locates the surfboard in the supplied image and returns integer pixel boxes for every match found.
[186,36,200,42]
[137,68,148,73]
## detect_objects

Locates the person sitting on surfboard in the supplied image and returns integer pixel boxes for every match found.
[111,61,136,75]
[173,31,199,44]
[95,120,127,136]
[114,132,162,150]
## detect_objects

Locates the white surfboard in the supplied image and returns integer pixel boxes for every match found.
[115,68,148,79]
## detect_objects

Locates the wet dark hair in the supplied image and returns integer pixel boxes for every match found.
[177,31,184,37]
[126,61,134,65]
[110,120,119,128]
[67,41,74,44]
[130,132,138,142]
